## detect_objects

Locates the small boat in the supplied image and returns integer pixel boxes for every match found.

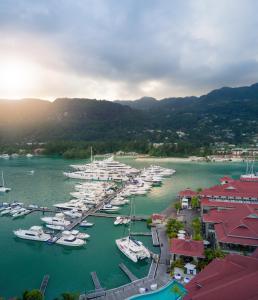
[14,226,51,242]
[46,224,65,231]
[56,232,85,247]
[114,216,130,225]
[79,220,94,227]
[26,154,33,158]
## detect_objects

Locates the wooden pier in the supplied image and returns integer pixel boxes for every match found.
[39,274,50,296]
[119,263,138,282]
[91,212,148,221]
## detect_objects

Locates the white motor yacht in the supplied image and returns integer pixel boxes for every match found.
[41,213,71,227]
[14,226,51,242]
[79,220,94,227]
[12,208,29,218]
[100,204,120,212]
[69,230,90,239]
[63,210,82,219]
[46,224,65,231]
[0,207,12,216]
[56,232,85,247]
[116,236,150,263]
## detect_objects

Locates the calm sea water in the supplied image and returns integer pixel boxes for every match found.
[0,157,245,299]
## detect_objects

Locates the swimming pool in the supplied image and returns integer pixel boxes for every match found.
[128,280,186,300]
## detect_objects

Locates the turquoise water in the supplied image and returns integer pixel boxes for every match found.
[0,157,245,299]
[128,280,186,300]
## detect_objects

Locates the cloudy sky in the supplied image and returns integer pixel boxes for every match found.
[0,0,258,100]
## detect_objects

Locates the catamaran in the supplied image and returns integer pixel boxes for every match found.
[115,200,150,263]
[240,159,258,181]
[0,171,11,193]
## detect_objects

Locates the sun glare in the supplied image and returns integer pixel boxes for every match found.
[0,59,38,99]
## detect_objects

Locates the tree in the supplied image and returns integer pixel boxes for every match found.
[59,293,78,300]
[192,217,202,240]
[166,218,184,238]
[22,290,43,300]
[191,196,200,209]
[174,202,181,213]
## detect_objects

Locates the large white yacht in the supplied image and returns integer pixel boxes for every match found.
[12,208,30,218]
[63,210,82,219]
[41,213,71,227]
[116,236,150,263]
[79,220,94,227]
[14,226,51,242]
[56,231,85,247]
[46,224,65,231]
[100,204,120,212]
[68,230,90,239]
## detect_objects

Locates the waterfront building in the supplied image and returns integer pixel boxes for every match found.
[200,178,258,215]
[178,188,198,209]
[184,253,258,300]
[151,213,166,225]
[202,204,258,254]
[170,238,205,264]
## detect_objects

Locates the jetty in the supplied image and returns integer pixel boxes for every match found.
[91,212,148,221]
[80,227,171,300]
[151,228,160,246]
[39,274,50,296]
[119,263,138,282]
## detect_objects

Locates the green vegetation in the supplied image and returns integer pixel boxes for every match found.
[166,218,184,239]
[56,292,79,300]
[146,217,152,228]
[174,202,181,212]
[171,258,184,269]
[192,217,202,240]
[198,248,226,270]
[1,83,258,154]
[191,196,200,209]
[22,290,43,300]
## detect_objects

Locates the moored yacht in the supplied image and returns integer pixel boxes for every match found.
[100,204,120,212]
[56,231,85,247]
[14,226,51,242]
[116,236,150,263]
[41,213,71,227]
[0,171,11,193]
[63,210,82,219]
[79,220,94,227]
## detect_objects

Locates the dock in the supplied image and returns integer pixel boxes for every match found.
[90,272,104,290]
[79,227,171,300]
[130,232,151,236]
[39,274,50,296]
[119,263,138,282]
[91,212,148,221]
[151,227,160,246]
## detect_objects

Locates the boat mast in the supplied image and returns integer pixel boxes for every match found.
[1,171,4,187]
[90,146,93,163]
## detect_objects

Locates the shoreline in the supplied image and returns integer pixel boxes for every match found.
[135,157,193,162]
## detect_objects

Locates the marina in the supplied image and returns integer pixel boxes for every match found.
[0,156,247,298]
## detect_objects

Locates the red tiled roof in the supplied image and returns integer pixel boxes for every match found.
[184,254,258,300]
[179,188,198,197]
[152,214,165,220]
[170,238,205,258]
[203,205,258,247]
[201,198,258,209]
[219,176,234,182]
[200,180,258,199]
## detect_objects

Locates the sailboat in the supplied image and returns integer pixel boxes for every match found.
[115,199,150,263]
[240,158,258,182]
[0,171,11,193]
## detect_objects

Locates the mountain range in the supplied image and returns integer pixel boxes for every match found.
[0,83,258,147]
